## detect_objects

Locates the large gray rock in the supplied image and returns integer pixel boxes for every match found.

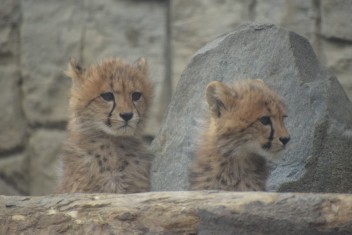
[151,23,352,193]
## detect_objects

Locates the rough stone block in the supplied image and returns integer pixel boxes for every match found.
[28,130,66,195]
[0,65,26,151]
[0,180,20,196]
[0,153,28,195]
[321,39,352,101]
[0,0,20,58]
[83,0,167,136]
[0,0,25,151]
[0,0,20,23]
[21,0,83,125]
[321,0,352,40]
[151,23,352,193]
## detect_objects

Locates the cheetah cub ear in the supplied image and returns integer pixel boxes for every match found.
[65,57,85,88]
[134,57,147,74]
[205,81,233,118]
[254,79,264,84]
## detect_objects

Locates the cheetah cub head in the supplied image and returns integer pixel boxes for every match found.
[205,79,290,161]
[66,58,153,137]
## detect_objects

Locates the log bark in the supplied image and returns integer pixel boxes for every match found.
[1,191,352,234]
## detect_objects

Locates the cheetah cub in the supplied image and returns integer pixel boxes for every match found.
[55,57,153,193]
[190,79,290,191]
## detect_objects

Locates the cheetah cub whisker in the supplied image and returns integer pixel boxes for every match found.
[190,79,290,191]
[55,57,153,193]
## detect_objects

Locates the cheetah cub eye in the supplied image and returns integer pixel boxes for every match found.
[132,92,142,102]
[100,92,114,102]
[259,116,271,125]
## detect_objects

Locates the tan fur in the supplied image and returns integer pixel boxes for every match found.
[55,58,153,193]
[190,79,290,191]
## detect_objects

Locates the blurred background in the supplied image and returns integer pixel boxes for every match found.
[0,0,351,196]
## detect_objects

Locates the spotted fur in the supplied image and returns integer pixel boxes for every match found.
[55,58,153,193]
[190,79,290,191]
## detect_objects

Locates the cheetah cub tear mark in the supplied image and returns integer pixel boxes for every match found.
[190,79,290,191]
[55,57,153,194]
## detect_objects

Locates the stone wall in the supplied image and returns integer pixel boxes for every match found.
[0,0,167,196]
[1,0,352,195]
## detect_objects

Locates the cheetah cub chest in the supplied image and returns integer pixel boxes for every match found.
[55,57,153,193]
[190,79,290,191]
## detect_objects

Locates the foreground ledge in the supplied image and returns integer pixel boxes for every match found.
[1,191,352,234]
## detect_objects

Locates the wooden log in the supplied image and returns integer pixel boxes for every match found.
[1,191,352,234]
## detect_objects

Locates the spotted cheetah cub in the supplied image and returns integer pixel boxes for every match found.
[55,57,153,193]
[190,79,290,191]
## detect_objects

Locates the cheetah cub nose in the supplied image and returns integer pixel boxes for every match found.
[120,112,133,122]
[279,136,290,146]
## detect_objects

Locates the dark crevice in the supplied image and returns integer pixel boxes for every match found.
[130,0,166,2]
[17,4,28,135]
[320,36,352,45]
[165,0,172,97]
[248,0,257,21]
[79,0,86,64]
[12,0,31,197]
[0,146,25,158]
[158,0,172,121]
[28,121,68,130]
[312,0,321,34]
[311,0,324,62]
